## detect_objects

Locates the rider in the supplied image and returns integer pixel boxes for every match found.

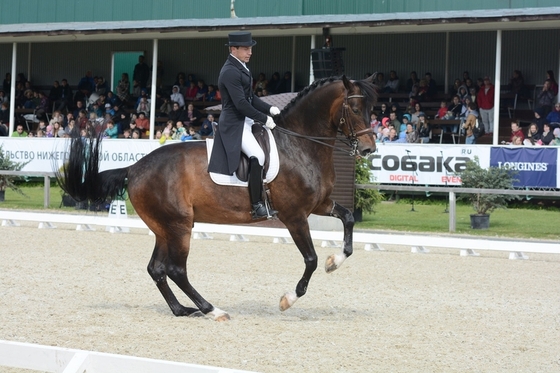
[207,31,280,219]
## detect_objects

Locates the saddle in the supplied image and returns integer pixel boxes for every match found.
[235,123,271,182]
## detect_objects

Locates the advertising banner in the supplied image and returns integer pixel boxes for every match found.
[367,144,491,186]
[490,147,558,188]
[0,138,164,172]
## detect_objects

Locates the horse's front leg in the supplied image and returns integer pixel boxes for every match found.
[280,217,318,312]
[318,200,354,274]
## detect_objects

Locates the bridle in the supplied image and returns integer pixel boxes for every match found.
[273,91,374,156]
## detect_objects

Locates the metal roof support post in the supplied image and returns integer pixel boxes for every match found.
[492,30,502,146]
[291,36,296,92]
[448,191,456,232]
[309,35,315,85]
[149,39,158,140]
[444,32,449,95]
[8,42,16,136]
[557,48,560,104]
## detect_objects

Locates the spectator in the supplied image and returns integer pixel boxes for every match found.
[116,73,130,103]
[52,121,65,138]
[135,112,149,132]
[176,75,188,96]
[465,78,476,94]
[370,112,380,131]
[415,79,429,102]
[133,55,150,89]
[2,73,10,95]
[417,113,430,143]
[254,73,268,95]
[524,123,543,146]
[277,71,292,93]
[77,109,88,129]
[172,121,186,140]
[95,76,108,96]
[508,120,524,144]
[550,128,560,146]
[374,72,385,89]
[103,120,118,139]
[536,79,555,118]
[64,119,76,136]
[377,103,389,120]
[131,128,141,139]
[195,79,208,101]
[168,102,185,123]
[159,97,173,116]
[546,70,558,97]
[11,124,27,137]
[185,80,198,102]
[170,85,185,108]
[435,101,448,119]
[410,102,423,126]
[106,91,121,107]
[539,123,554,145]
[35,91,51,120]
[451,79,462,95]
[122,128,132,139]
[424,72,437,99]
[507,70,528,98]
[477,76,495,135]
[35,127,45,138]
[0,102,9,125]
[158,127,172,144]
[77,70,95,94]
[462,102,479,144]
[546,103,560,127]
[405,71,419,93]
[267,72,281,94]
[457,85,468,102]
[49,80,62,103]
[511,135,524,145]
[184,103,200,126]
[533,108,547,132]
[199,114,216,137]
[405,123,418,143]
[447,95,462,118]
[383,70,399,93]
[136,96,150,117]
[182,126,202,141]
[205,84,218,101]
[388,111,400,131]
[56,79,73,112]
[131,79,141,101]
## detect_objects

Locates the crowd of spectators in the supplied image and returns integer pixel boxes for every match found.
[369,68,560,146]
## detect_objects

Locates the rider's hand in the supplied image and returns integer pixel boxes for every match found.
[265,116,276,130]
[270,106,281,116]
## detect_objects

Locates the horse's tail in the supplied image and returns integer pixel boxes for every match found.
[54,132,128,204]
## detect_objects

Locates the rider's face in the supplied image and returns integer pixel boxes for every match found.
[231,46,252,63]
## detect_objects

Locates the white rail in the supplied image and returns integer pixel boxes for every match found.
[1,210,559,258]
[0,340,257,373]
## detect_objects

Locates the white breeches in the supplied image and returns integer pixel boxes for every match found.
[241,117,265,166]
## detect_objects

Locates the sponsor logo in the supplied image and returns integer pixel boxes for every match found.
[496,161,548,172]
[369,155,471,173]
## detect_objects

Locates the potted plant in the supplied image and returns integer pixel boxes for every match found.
[0,144,30,201]
[354,156,383,222]
[458,157,517,229]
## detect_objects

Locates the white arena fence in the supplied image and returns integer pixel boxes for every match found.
[0,340,258,373]
[1,210,559,260]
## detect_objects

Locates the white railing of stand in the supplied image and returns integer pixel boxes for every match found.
[1,210,559,260]
[0,340,257,373]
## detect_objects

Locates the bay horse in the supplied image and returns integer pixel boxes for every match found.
[56,75,377,321]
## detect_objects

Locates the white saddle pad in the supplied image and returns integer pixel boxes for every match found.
[206,127,280,187]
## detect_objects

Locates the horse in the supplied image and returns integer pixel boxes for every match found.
[56,75,377,321]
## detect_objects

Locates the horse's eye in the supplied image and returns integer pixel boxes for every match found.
[353,108,360,114]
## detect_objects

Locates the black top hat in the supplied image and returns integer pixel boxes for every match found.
[225,31,257,47]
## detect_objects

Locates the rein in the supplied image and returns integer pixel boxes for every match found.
[273,93,373,156]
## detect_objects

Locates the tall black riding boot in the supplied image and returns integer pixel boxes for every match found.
[248,157,277,219]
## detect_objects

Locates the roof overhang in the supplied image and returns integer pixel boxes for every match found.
[0,7,559,43]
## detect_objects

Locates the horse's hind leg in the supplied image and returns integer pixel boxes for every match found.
[150,233,231,321]
[317,200,354,273]
[147,239,202,317]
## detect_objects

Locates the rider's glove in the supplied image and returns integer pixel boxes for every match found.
[265,116,276,130]
[270,106,281,116]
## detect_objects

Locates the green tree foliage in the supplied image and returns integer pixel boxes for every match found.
[354,157,383,214]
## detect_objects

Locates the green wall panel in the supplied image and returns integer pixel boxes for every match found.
[0,0,557,24]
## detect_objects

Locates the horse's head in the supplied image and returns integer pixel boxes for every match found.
[338,75,377,156]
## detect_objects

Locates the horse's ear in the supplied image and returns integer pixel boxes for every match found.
[342,75,353,91]
[365,73,376,84]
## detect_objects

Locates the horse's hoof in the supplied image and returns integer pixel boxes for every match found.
[208,307,231,322]
[325,253,346,273]
[279,291,298,311]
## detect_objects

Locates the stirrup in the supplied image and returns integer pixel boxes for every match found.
[251,202,277,220]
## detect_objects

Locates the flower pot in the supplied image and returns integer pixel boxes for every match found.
[353,208,363,222]
[0,190,5,202]
[470,214,490,229]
